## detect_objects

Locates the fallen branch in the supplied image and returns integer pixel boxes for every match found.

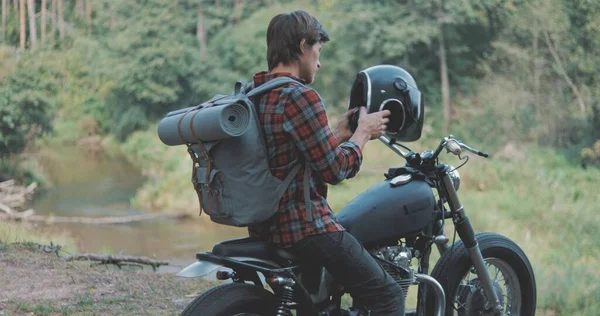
[0,179,37,210]
[0,179,16,189]
[65,253,169,271]
[0,203,15,214]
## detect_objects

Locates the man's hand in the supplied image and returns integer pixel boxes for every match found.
[349,107,390,150]
[333,109,356,142]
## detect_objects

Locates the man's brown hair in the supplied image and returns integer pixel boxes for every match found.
[266,10,330,71]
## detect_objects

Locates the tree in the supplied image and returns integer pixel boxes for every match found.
[0,59,56,156]
[1,0,6,43]
[19,0,24,50]
[75,0,83,17]
[58,0,64,40]
[438,9,451,133]
[86,0,92,35]
[103,0,202,139]
[197,2,207,58]
[41,0,47,46]
[26,0,36,50]
[51,0,56,41]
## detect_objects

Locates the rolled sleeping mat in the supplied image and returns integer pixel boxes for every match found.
[157,102,250,146]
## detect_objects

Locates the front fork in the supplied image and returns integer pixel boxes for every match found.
[442,173,504,315]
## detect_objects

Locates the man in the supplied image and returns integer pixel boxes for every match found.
[248,10,405,315]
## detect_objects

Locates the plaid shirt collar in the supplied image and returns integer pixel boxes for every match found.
[253,71,306,87]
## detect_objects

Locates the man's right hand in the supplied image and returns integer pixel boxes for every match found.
[349,106,390,149]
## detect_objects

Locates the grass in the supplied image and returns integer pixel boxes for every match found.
[1,244,213,316]
[329,143,600,315]
[0,221,77,254]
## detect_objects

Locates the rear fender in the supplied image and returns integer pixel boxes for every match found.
[176,256,274,278]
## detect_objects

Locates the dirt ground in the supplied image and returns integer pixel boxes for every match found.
[0,243,213,315]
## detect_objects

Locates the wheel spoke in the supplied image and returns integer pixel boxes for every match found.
[452,257,523,315]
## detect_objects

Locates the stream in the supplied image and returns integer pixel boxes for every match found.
[31,146,247,272]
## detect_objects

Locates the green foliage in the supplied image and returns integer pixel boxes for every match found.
[0,54,56,156]
[117,127,199,212]
[99,0,203,140]
[2,0,598,150]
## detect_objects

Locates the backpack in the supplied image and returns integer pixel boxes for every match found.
[158,77,312,226]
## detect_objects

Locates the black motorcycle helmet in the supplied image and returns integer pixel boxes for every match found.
[348,65,424,142]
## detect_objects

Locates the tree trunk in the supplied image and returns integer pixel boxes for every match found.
[1,0,6,43]
[197,2,207,58]
[19,0,25,50]
[532,30,540,115]
[41,0,47,46]
[58,0,64,40]
[543,30,586,115]
[26,0,36,50]
[85,0,91,35]
[109,0,115,28]
[439,21,450,132]
[75,0,83,17]
[233,0,242,24]
[51,0,56,42]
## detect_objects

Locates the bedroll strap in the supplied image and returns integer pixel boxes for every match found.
[187,146,204,216]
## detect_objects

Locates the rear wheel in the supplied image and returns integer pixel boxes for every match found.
[427,232,536,315]
[181,283,276,316]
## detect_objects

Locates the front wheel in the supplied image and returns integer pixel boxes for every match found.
[181,283,276,316]
[427,232,536,315]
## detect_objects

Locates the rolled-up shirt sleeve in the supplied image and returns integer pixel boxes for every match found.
[283,87,362,184]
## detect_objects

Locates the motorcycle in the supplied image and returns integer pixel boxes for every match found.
[177,134,537,316]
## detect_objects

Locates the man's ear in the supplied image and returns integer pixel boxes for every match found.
[299,38,307,53]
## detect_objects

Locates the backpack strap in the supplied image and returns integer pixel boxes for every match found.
[246,77,302,98]
[248,76,312,221]
[277,162,313,222]
[303,165,313,221]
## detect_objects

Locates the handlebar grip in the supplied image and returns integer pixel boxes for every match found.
[479,151,489,158]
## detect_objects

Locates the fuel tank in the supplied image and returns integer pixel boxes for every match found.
[337,177,435,247]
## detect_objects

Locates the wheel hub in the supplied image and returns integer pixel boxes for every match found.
[458,279,505,316]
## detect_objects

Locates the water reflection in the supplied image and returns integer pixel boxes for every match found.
[44,216,247,259]
[32,146,247,261]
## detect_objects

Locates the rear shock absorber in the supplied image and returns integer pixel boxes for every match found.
[268,276,296,316]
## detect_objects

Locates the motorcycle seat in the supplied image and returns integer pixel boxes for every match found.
[211,237,301,264]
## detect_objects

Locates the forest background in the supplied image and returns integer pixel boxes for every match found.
[0,0,599,314]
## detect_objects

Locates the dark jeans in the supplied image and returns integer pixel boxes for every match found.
[290,231,405,315]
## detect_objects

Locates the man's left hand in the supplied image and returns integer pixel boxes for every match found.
[333,109,356,142]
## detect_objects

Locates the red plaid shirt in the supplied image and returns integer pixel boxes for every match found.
[248,72,363,247]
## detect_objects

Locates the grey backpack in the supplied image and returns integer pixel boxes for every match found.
[158,77,311,226]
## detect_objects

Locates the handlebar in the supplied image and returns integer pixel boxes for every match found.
[438,135,489,159]
[379,134,489,162]
[379,135,411,158]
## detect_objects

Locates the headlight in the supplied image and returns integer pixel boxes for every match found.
[448,167,460,191]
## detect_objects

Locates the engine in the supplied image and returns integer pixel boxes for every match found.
[373,245,416,301]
